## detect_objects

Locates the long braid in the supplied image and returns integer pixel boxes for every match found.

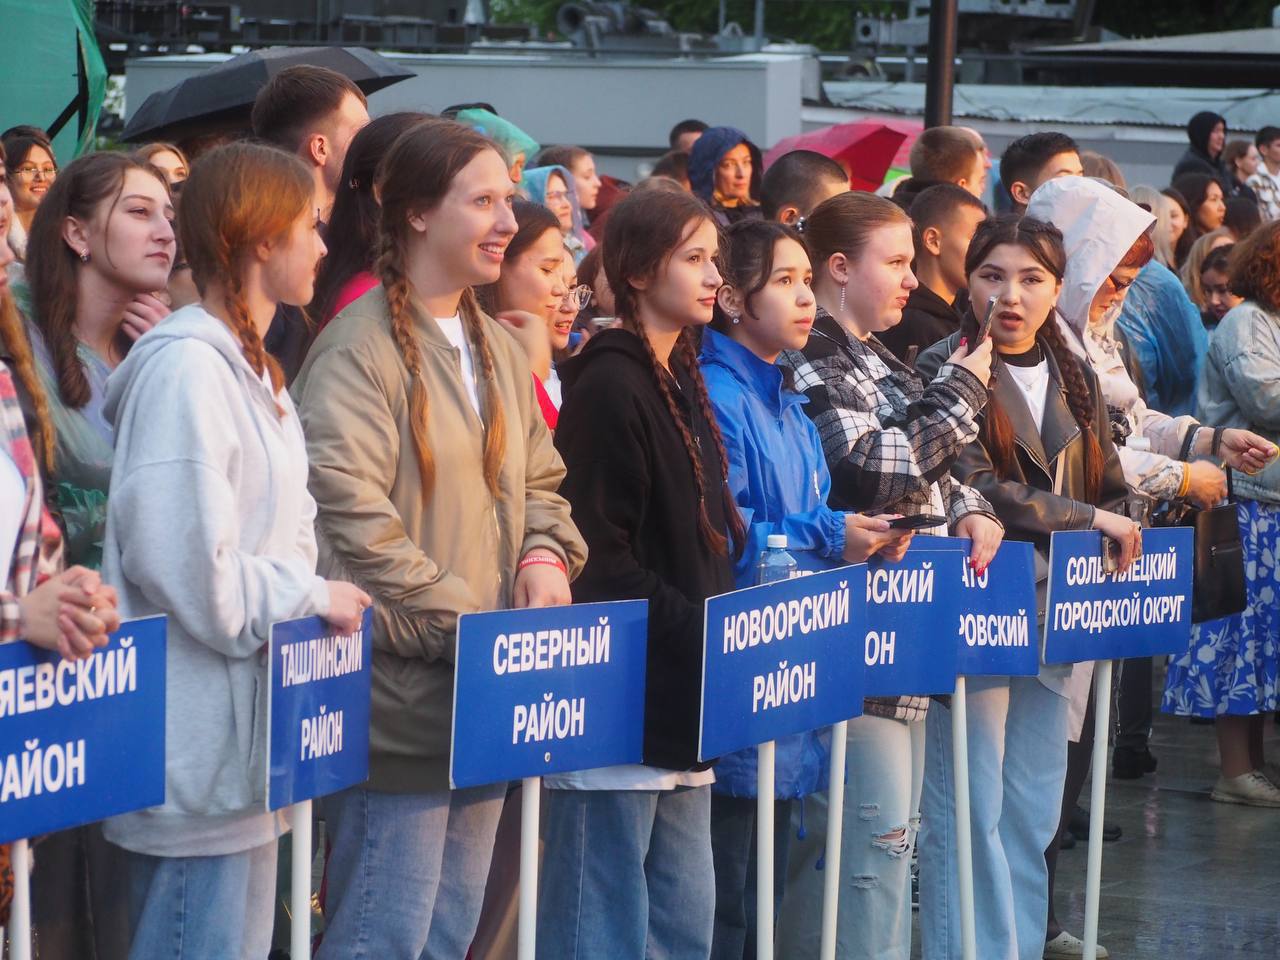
[620,314,730,557]
[0,294,55,473]
[1038,319,1104,501]
[675,329,746,559]
[375,230,436,495]
[460,288,507,498]
[221,263,286,416]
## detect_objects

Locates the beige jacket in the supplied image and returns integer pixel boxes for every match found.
[293,286,587,792]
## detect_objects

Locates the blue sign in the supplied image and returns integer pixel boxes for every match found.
[0,617,166,844]
[700,566,864,761]
[856,549,962,697]
[267,609,373,811]
[953,540,1040,677]
[1043,527,1194,664]
[450,600,648,788]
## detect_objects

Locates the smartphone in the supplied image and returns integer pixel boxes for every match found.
[1102,535,1120,574]
[888,514,947,531]
[970,295,998,353]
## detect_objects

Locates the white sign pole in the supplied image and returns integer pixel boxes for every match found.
[518,776,541,960]
[756,740,776,960]
[951,677,977,960]
[290,800,312,958]
[818,720,848,960]
[1082,660,1113,960]
[10,837,30,960]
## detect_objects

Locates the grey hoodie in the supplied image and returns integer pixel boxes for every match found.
[101,304,330,858]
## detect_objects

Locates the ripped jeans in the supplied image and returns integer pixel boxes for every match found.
[775,715,924,960]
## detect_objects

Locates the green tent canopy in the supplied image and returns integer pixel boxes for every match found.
[1,0,108,162]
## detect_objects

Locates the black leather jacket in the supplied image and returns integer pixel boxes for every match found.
[918,331,1129,614]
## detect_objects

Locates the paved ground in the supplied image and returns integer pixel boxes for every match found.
[913,672,1280,959]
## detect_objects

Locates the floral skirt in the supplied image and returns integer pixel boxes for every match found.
[1162,498,1280,718]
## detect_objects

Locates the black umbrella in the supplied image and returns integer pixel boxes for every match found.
[122,45,414,144]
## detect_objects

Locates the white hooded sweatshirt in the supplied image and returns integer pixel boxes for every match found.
[101,304,330,857]
[1028,177,1201,503]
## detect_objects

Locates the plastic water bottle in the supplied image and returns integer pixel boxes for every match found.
[757,533,798,585]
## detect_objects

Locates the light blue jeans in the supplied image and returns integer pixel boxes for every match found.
[316,782,507,960]
[918,675,1070,960]
[775,715,925,960]
[124,839,278,960]
[537,785,715,959]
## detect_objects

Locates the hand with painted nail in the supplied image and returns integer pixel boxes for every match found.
[954,513,1003,572]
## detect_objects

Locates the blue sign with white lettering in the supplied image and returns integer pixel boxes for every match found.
[267,609,373,811]
[450,600,648,788]
[0,617,166,844]
[700,565,864,761]
[1043,528,1194,664]
[953,540,1040,677]
[856,549,962,697]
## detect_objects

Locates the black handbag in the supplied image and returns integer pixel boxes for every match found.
[1156,469,1247,623]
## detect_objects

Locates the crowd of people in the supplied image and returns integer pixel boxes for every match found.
[2,65,1280,960]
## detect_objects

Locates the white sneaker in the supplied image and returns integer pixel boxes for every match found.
[1259,761,1280,788]
[1211,770,1280,808]
[1044,930,1110,959]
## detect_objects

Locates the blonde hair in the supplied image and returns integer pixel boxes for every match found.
[1129,186,1177,269]
[1180,227,1233,309]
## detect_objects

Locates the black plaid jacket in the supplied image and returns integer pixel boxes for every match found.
[779,310,999,721]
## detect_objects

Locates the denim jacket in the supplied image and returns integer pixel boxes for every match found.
[1197,301,1280,505]
[700,328,845,799]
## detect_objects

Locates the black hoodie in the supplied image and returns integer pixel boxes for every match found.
[555,328,735,771]
[877,284,970,364]
[1171,110,1230,191]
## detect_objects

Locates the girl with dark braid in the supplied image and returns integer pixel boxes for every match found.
[100,141,370,956]
[914,215,1137,960]
[540,188,745,957]
[293,117,585,959]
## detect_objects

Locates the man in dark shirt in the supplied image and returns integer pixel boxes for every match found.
[879,184,986,364]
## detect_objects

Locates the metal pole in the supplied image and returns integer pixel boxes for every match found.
[291,800,313,958]
[924,0,959,127]
[818,721,848,960]
[518,776,541,960]
[753,0,766,50]
[11,838,30,960]
[756,741,776,960]
[952,677,977,960]
[1082,661,1113,960]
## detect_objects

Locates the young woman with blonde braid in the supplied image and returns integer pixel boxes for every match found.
[293,117,586,958]
[100,141,370,958]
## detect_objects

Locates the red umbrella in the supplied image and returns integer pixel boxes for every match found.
[765,120,921,192]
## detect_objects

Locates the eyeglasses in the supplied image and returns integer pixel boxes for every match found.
[544,190,571,204]
[14,164,57,182]
[563,284,592,310]
[1105,273,1136,294]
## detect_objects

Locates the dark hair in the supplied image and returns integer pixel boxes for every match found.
[311,112,428,323]
[1255,126,1280,150]
[1172,173,1221,262]
[1224,196,1262,240]
[375,118,508,497]
[1229,221,1280,310]
[534,144,589,171]
[26,152,170,409]
[603,188,744,558]
[650,150,689,183]
[180,143,312,412]
[761,150,848,220]
[475,199,563,315]
[908,182,986,231]
[712,219,805,330]
[962,215,1103,501]
[250,65,367,154]
[803,191,912,279]
[0,140,55,472]
[1,129,55,181]
[999,132,1079,196]
[909,127,981,184]
[1203,243,1233,277]
[669,119,709,150]
[1079,150,1126,189]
